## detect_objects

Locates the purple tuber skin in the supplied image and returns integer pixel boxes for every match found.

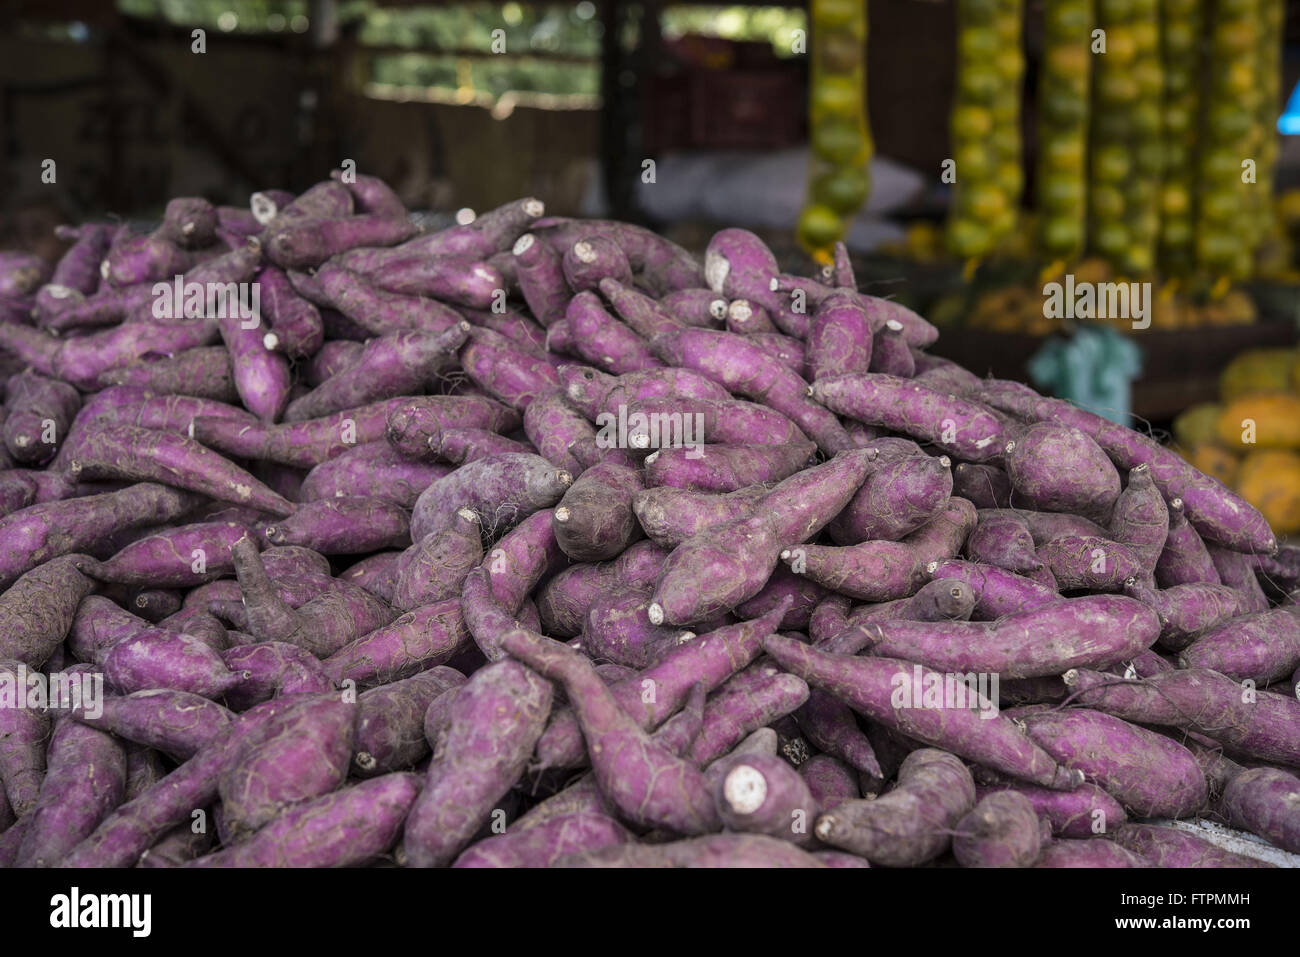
[650,514,781,626]
[562,236,634,292]
[552,833,824,868]
[257,265,324,358]
[103,233,212,287]
[261,497,411,555]
[353,667,466,775]
[403,658,553,868]
[650,326,853,454]
[1005,423,1120,519]
[815,749,976,867]
[1108,464,1169,577]
[660,288,727,328]
[1208,544,1270,614]
[0,658,51,816]
[785,497,977,601]
[339,551,403,602]
[1156,497,1221,587]
[799,754,860,811]
[78,520,252,588]
[712,751,820,845]
[365,256,504,309]
[807,292,874,381]
[794,688,881,776]
[535,216,702,294]
[866,320,914,377]
[301,442,450,507]
[560,364,729,420]
[580,591,697,669]
[687,665,810,765]
[1122,579,1245,650]
[814,374,1006,462]
[522,391,597,475]
[762,635,1082,790]
[976,781,1126,838]
[536,540,669,636]
[220,641,334,710]
[980,383,1274,554]
[284,324,469,423]
[725,298,778,335]
[553,461,644,562]
[101,628,247,699]
[218,694,357,842]
[410,452,571,542]
[952,790,1044,868]
[434,427,530,464]
[1111,823,1270,867]
[512,233,569,326]
[965,511,1042,574]
[482,508,565,613]
[99,346,238,401]
[63,424,295,516]
[952,462,1014,508]
[565,291,663,375]
[827,451,953,545]
[1037,535,1145,591]
[228,536,396,658]
[841,578,979,632]
[1177,605,1300,684]
[501,627,719,835]
[600,277,687,340]
[1034,838,1148,868]
[4,371,80,466]
[16,721,127,867]
[453,811,633,868]
[619,396,808,449]
[459,325,562,410]
[926,559,1060,620]
[266,214,419,270]
[330,169,407,218]
[392,507,482,611]
[1060,666,1300,768]
[836,594,1160,679]
[1220,767,1300,853]
[0,555,96,667]
[305,339,364,386]
[316,265,463,336]
[733,566,829,630]
[156,196,218,247]
[322,598,467,688]
[644,440,814,493]
[632,484,767,549]
[70,690,234,761]
[190,772,421,868]
[1018,708,1207,818]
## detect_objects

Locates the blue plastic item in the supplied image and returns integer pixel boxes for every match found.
[1027,326,1142,426]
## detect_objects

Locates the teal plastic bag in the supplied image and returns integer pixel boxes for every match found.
[1027,326,1142,426]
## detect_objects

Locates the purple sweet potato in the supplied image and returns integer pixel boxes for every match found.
[392,508,482,611]
[354,667,466,775]
[459,325,561,410]
[562,236,634,293]
[581,591,698,669]
[16,720,127,866]
[560,364,729,421]
[600,277,689,341]
[156,197,218,247]
[952,462,1014,508]
[926,560,1060,620]
[980,384,1274,553]
[799,754,860,811]
[501,627,718,835]
[1156,497,1221,587]
[786,497,977,601]
[101,628,246,699]
[403,658,552,867]
[302,339,362,387]
[218,694,356,841]
[63,424,295,516]
[1122,579,1245,650]
[814,374,1006,462]
[632,484,767,549]
[1035,838,1148,867]
[410,452,571,542]
[1220,767,1300,853]
[952,790,1044,867]
[536,540,669,637]
[644,440,815,494]
[454,810,633,868]
[316,265,463,335]
[977,780,1126,838]
[79,520,252,588]
[552,833,824,868]
[1037,535,1144,591]
[192,771,420,868]
[734,567,829,631]
[521,391,596,475]
[261,497,410,554]
[257,265,324,358]
[267,214,420,270]
[649,514,782,626]
[56,319,220,390]
[1178,606,1300,684]
[553,461,643,562]
[0,555,96,667]
[866,319,914,377]
[71,689,233,761]
[1111,823,1272,867]
[965,510,1042,574]
[687,665,810,765]
[4,371,80,465]
[794,684,881,775]
[1108,464,1169,577]
[762,636,1081,790]
[1207,544,1270,614]
[564,291,662,375]
[300,442,450,508]
[99,346,237,401]
[331,169,407,218]
[807,292,874,381]
[827,451,953,545]
[434,427,531,464]
[712,751,819,845]
[285,324,470,423]
[1005,423,1120,520]
[512,233,569,326]
[46,223,113,300]
[220,641,333,710]
[0,658,51,816]
[1018,708,1207,817]
[814,749,976,866]
[103,233,209,286]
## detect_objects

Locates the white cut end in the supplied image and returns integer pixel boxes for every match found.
[814,816,836,840]
[13,435,28,448]
[573,241,597,264]
[456,507,479,524]
[1061,669,1079,687]
[554,506,571,524]
[250,192,279,225]
[676,631,695,645]
[728,300,753,323]
[1133,462,1149,474]
[181,221,196,237]
[1171,497,1183,510]
[768,277,780,291]
[708,299,728,321]
[647,602,664,625]
[938,456,951,468]
[1004,441,1016,454]
[820,264,834,281]
[455,207,476,225]
[262,331,280,352]
[512,234,535,256]
[134,595,149,608]
[99,259,110,280]
[47,284,75,300]
[556,470,573,487]
[628,432,650,449]
[886,319,903,332]
[644,451,660,465]
[704,251,729,293]
[925,560,940,575]
[779,549,792,560]
[522,198,545,218]
[264,526,278,539]
[354,751,377,772]
[722,764,768,815]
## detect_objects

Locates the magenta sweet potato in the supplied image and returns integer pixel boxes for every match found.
[0,658,51,816]
[1219,767,1300,853]
[952,790,1044,868]
[71,689,234,761]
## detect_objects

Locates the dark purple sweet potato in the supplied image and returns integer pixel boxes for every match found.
[521,391,596,475]
[798,754,859,811]
[1207,544,1270,614]
[0,555,96,667]
[562,236,634,293]
[644,440,815,494]
[649,514,782,626]
[581,591,698,669]
[99,346,238,401]
[827,451,953,545]
[391,508,482,612]
[965,510,1042,574]
[632,484,767,549]
[711,751,819,845]
[977,780,1125,838]
[1178,606,1300,684]
[220,641,334,710]
[71,690,233,761]
[1156,497,1221,587]
[454,810,632,868]
[354,667,466,775]
[101,628,246,699]
[1005,423,1120,519]
[300,442,450,508]
[552,832,824,868]
[815,749,976,866]
[952,462,1013,508]
[1108,464,1169,577]
[403,659,552,867]
[410,452,571,542]
[322,599,467,688]
[4,371,80,465]
[261,497,410,555]
[0,658,51,816]
[536,541,669,637]
[553,461,644,562]
[1037,535,1144,591]
[79,521,252,588]
[1035,838,1148,868]
[687,665,810,765]
[512,233,569,327]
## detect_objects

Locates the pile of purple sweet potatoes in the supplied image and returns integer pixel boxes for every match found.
[0,173,1296,868]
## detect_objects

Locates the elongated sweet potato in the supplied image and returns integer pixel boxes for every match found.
[712,751,819,845]
[411,452,571,542]
[454,810,632,868]
[687,666,810,765]
[1037,535,1144,591]
[1122,579,1245,650]
[101,628,246,699]
[220,641,333,710]
[1220,767,1300,853]
[391,508,481,611]
[649,514,781,626]
[71,689,234,761]
[952,790,1044,868]
[1111,823,1271,867]
[553,461,643,562]
[79,520,252,588]
[354,667,466,775]
[827,451,953,545]
[1177,606,1300,684]
[521,391,596,475]
[1108,464,1169,577]
[0,658,51,816]
[553,832,824,868]
[1155,497,1220,587]
[322,598,467,687]
[300,442,450,508]
[644,440,814,493]
[976,780,1125,838]
[261,497,410,555]
[1035,838,1148,868]
[632,484,766,550]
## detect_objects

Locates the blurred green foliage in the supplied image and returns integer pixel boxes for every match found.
[660,5,806,56]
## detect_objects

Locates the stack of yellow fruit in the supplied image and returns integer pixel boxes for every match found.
[1174,347,1300,534]
[1037,0,1091,260]
[1156,0,1200,275]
